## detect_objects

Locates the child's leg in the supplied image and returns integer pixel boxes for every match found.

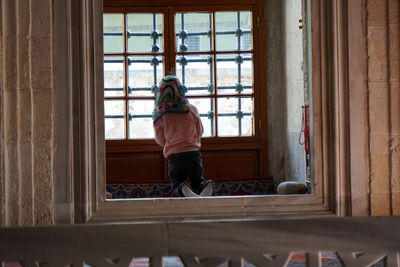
[168,153,187,197]
[184,151,212,195]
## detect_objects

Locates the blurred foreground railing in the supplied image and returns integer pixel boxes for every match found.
[1,217,399,266]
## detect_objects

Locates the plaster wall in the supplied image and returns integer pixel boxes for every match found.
[267,0,308,185]
[283,0,307,182]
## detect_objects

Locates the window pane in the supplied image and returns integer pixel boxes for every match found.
[127,56,164,97]
[189,98,215,137]
[240,97,254,136]
[105,100,125,139]
[128,100,154,139]
[217,97,253,136]
[103,14,124,53]
[127,13,163,53]
[104,56,124,97]
[215,11,252,51]
[239,11,252,50]
[175,13,212,52]
[176,54,213,95]
[216,53,253,95]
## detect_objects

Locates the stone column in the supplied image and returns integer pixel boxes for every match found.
[0,0,54,226]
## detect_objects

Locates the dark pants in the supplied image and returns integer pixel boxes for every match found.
[168,150,205,197]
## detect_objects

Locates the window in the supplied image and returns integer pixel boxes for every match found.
[104,11,255,139]
[62,0,345,222]
[103,3,268,186]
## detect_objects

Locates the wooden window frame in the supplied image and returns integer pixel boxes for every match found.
[56,0,352,223]
[103,2,268,185]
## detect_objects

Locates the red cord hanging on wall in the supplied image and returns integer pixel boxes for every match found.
[299,105,310,154]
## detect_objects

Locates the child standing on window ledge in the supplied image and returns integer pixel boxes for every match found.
[153,75,213,197]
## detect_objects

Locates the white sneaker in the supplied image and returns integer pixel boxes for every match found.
[181,183,200,197]
[199,182,214,196]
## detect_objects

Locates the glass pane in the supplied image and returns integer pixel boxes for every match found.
[128,100,154,139]
[190,98,215,137]
[127,56,164,97]
[103,14,124,53]
[127,13,163,53]
[217,97,253,136]
[175,13,211,52]
[215,11,252,51]
[176,54,213,95]
[104,100,125,139]
[104,56,124,97]
[216,54,253,95]
[239,11,252,50]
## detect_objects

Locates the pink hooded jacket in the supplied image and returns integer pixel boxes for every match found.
[154,104,204,158]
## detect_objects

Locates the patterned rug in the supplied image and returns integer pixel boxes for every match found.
[106,179,275,199]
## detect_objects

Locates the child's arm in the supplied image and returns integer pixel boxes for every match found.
[192,106,204,137]
[153,122,166,146]
[197,115,204,137]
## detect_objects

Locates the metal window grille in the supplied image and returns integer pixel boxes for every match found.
[103,11,254,139]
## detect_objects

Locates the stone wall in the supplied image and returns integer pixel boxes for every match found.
[0,0,54,226]
[0,0,399,226]
[367,0,400,215]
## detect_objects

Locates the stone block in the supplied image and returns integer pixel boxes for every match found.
[370,134,390,155]
[32,137,54,226]
[392,132,400,170]
[368,82,389,134]
[370,192,391,216]
[3,37,18,90]
[367,0,388,27]
[390,136,400,197]
[370,152,390,192]
[30,37,52,89]
[2,1,17,36]
[19,147,34,226]
[368,28,388,81]
[392,192,400,215]
[30,0,52,37]
[17,37,30,87]
[3,91,19,141]
[18,91,33,143]
[391,82,400,134]
[16,0,30,37]
[390,135,400,159]
[388,0,400,26]
[32,89,53,140]
[389,27,400,81]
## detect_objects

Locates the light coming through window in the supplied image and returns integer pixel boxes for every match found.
[103,11,254,140]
